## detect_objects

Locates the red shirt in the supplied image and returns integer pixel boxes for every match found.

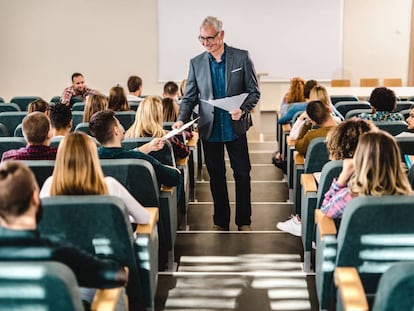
[1,145,58,161]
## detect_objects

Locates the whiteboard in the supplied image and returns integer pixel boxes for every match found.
[158,0,344,82]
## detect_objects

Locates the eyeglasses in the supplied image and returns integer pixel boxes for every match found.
[198,32,219,44]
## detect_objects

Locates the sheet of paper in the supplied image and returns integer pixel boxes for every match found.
[163,117,199,139]
[201,93,249,112]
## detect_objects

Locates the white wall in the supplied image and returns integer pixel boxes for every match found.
[0,0,411,113]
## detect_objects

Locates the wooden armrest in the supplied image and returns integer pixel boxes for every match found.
[136,207,159,235]
[294,151,305,165]
[287,136,295,146]
[282,123,291,132]
[301,174,317,194]
[315,209,337,239]
[187,132,199,147]
[334,267,369,311]
[160,185,174,193]
[91,287,124,311]
[176,156,189,166]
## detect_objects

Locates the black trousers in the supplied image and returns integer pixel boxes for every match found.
[202,133,252,228]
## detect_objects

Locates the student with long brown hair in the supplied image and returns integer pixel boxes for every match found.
[83,93,108,122]
[321,130,412,218]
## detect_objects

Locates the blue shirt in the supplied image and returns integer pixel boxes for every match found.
[207,49,236,142]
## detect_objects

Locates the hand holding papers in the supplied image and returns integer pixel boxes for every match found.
[200,93,248,112]
[163,117,199,139]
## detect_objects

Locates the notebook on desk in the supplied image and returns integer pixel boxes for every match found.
[313,172,322,185]
[404,154,412,169]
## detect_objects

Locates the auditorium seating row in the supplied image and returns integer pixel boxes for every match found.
[0,129,200,310]
[277,107,414,309]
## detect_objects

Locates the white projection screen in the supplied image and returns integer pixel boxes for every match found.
[158,0,343,82]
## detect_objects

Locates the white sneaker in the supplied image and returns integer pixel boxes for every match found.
[276,215,302,237]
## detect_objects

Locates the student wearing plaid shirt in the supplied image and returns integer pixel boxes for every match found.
[321,131,412,219]
[60,72,97,106]
[2,112,57,162]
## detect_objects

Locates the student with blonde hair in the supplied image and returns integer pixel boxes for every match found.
[39,132,149,224]
[83,93,108,122]
[125,96,189,160]
[321,130,412,218]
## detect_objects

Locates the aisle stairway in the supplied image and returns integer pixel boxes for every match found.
[155,140,319,311]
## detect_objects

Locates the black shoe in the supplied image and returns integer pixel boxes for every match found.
[212,225,229,231]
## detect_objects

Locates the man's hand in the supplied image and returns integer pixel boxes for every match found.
[172,121,184,129]
[229,108,243,120]
[137,138,166,154]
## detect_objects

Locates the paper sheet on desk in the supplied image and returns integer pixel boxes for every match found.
[163,117,199,139]
[201,93,248,112]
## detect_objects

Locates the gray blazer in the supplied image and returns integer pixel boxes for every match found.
[178,44,260,139]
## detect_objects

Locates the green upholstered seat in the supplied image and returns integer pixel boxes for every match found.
[293,137,329,217]
[334,101,371,117]
[0,137,26,159]
[74,122,92,135]
[71,102,85,111]
[114,111,136,130]
[374,120,408,136]
[100,158,177,271]
[10,96,41,111]
[39,195,156,310]
[0,261,84,311]
[0,112,28,136]
[330,95,359,106]
[0,103,20,112]
[20,160,55,187]
[301,160,343,272]
[315,195,414,310]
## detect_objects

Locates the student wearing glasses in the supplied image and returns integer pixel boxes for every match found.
[173,16,260,231]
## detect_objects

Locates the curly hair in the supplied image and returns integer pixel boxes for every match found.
[327,118,376,160]
[286,77,305,103]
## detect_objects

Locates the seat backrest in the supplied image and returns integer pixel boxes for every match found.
[360,78,379,87]
[0,112,28,136]
[0,103,20,112]
[74,122,92,135]
[0,124,10,137]
[39,195,143,303]
[336,195,414,292]
[128,101,140,111]
[394,101,414,112]
[122,137,176,167]
[100,158,160,206]
[335,101,371,117]
[50,96,61,103]
[330,95,359,106]
[372,262,414,311]
[13,123,23,137]
[399,108,411,119]
[0,137,27,159]
[344,108,372,119]
[21,160,55,187]
[10,96,41,111]
[0,261,84,311]
[71,102,85,111]
[396,136,414,158]
[374,120,408,136]
[114,111,136,130]
[304,137,329,173]
[0,97,4,103]
[383,78,403,87]
[316,160,343,207]
[331,79,351,87]
[71,111,84,130]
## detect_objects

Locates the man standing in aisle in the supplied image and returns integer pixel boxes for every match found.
[173,16,260,231]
